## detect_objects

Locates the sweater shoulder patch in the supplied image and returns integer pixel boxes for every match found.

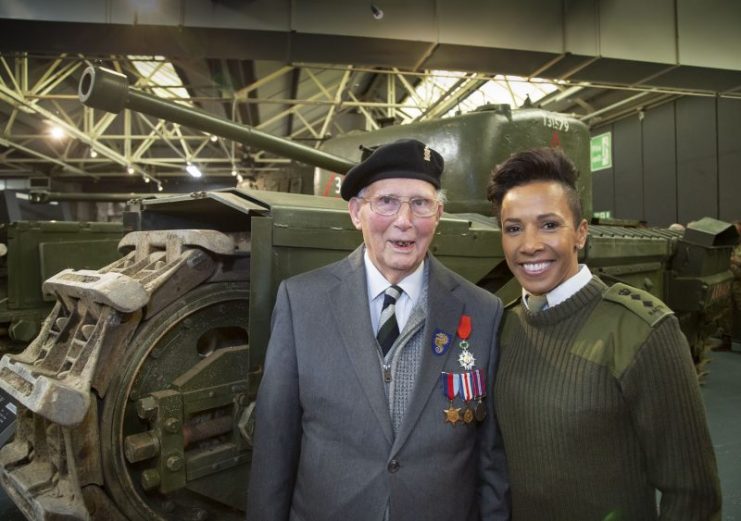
[571,284,670,378]
[602,283,673,327]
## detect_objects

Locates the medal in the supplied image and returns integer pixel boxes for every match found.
[472,368,487,422]
[456,315,475,370]
[445,406,462,424]
[474,401,486,422]
[441,372,461,425]
[457,350,476,371]
[457,315,471,349]
[459,371,475,424]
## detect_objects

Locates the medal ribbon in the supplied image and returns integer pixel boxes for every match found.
[460,372,474,402]
[457,314,472,340]
[471,368,486,399]
[441,372,460,401]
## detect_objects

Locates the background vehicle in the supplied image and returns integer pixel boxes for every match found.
[0,189,125,354]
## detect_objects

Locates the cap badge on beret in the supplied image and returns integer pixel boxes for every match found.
[423,145,431,162]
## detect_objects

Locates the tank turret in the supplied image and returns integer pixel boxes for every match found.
[79,66,592,218]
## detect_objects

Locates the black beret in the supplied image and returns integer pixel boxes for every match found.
[340,138,444,200]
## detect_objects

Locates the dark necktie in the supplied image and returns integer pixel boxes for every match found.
[377,285,402,355]
[528,294,548,312]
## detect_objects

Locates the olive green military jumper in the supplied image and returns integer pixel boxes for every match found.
[495,277,721,521]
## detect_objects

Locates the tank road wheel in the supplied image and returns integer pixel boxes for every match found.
[99,281,252,521]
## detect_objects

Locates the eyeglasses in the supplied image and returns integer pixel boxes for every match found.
[358,195,440,218]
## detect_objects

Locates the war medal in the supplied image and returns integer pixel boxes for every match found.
[456,315,475,370]
[472,368,487,422]
[441,372,461,425]
[459,372,475,424]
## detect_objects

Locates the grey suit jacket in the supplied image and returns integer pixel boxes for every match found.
[246,247,509,521]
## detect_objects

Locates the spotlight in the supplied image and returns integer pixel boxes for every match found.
[50,126,65,140]
[89,148,98,158]
[186,162,203,178]
[144,176,150,183]
[370,3,384,19]
[231,168,238,177]
[127,165,135,175]
[210,135,218,143]
[157,183,164,192]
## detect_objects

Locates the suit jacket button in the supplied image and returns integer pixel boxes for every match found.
[387,460,400,473]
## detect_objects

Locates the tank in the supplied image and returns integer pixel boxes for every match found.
[0,66,734,521]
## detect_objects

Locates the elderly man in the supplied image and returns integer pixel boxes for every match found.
[487,147,721,520]
[246,139,509,521]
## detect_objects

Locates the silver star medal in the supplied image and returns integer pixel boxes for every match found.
[458,350,476,370]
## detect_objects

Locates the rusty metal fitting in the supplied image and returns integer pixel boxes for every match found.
[140,469,161,491]
[124,431,160,463]
[166,454,184,472]
[137,396,157,420]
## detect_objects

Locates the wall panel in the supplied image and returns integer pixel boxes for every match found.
[642,103,677,226]
[612,117,644,219]
[675,97,717,224]
[718,98,741,222]
[592,97,741,227]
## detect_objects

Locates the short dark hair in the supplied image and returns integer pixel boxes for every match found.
[486,147,583,227]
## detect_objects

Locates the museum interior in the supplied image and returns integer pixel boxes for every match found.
[0,1,739,520]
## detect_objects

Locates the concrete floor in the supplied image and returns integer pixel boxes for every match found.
[0,349,740,520]
[703,348,741,519]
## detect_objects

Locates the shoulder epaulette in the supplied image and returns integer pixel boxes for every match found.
[602,283,673,327]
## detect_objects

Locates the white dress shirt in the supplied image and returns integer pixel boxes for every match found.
[523,264,592,311]
[364,250,424,334]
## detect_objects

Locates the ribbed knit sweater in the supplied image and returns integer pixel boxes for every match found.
[495,277,721,521]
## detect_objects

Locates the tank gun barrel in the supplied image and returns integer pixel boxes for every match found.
[78,66,356,175]
[29,190,165,203]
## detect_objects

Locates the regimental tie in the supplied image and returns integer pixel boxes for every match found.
[527,294,548,312]
[377,285,402,356]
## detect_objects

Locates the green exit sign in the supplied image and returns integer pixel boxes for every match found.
[590,132,612,172]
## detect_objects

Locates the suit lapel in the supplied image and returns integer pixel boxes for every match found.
[330,247,394,444]
[392,257,463,452]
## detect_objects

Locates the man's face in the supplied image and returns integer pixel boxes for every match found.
[349,177,442,284]
[500,180,588,296]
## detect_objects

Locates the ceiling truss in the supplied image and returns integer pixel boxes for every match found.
[1,52,739,189]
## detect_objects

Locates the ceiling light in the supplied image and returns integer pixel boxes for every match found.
[157,183,164,192]
[127,165,135,175]
[89,148,98,158]
[186,163,203,178]
[231,168,238,177]
[236,174,244,183]
[50,126,65,140]
[210,135,218,143]
[144,176,150,183]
